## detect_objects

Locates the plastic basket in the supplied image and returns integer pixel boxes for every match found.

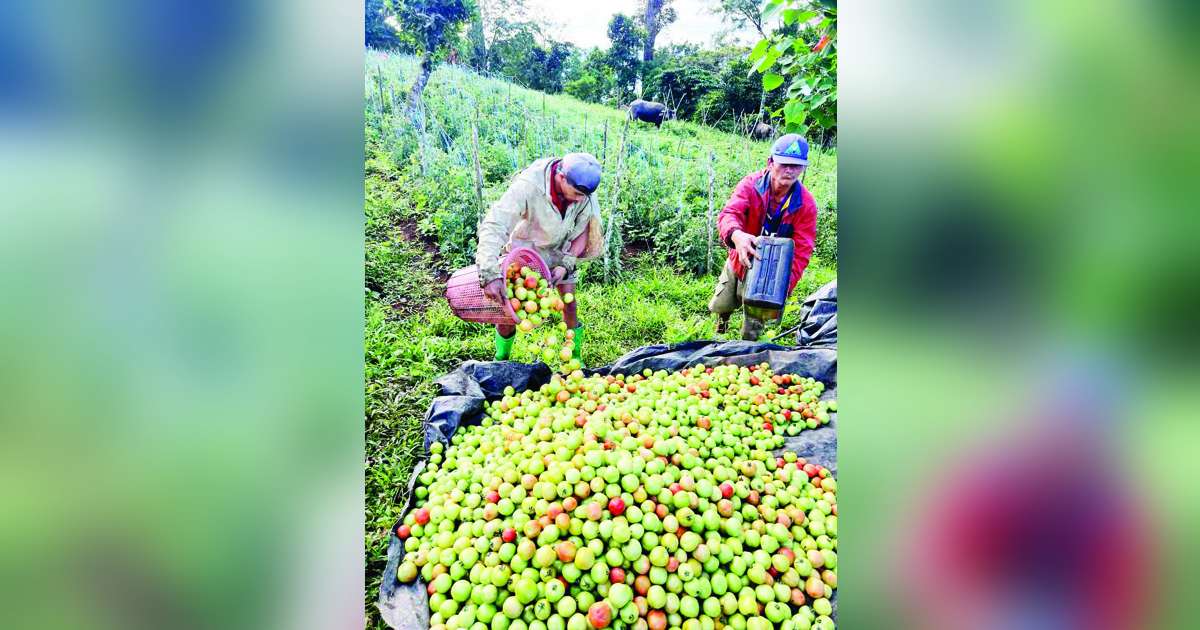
[445,247,553,325]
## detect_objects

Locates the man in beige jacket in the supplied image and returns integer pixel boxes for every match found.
[476,152,605,362]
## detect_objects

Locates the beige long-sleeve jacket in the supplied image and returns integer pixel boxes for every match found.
[475,157,606,285]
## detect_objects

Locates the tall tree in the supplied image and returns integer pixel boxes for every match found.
[365,0,402,49]
[639,0,677,63]
[395,0,474,115]
[606,14,645,103]
[490,21,539,83]
[714,0,767,37]
[541,42,577,93]
[475,0,531,72]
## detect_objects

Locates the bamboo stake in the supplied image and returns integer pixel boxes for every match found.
[603,118,630,281]
[601,120,609,167]
[706,150,716,275]
[471,103,485,218]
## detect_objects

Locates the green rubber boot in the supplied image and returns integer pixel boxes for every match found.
[494,329,516,361]
[571,325,584,368]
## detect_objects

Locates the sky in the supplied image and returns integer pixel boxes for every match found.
[524,0,760,51]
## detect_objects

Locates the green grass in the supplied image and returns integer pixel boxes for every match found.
[363,50,837,628]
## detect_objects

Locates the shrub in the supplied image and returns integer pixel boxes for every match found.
[815,202,837,265]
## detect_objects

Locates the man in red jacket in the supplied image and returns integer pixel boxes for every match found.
[711,133,820,340]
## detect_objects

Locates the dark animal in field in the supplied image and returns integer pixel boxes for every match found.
[627,100,676,127]
[751,122,774,140]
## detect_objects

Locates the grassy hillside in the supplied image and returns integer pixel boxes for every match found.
[364,51,837,628]
[366,51,837,279]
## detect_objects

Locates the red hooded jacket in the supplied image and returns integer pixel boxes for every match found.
[716,168,819,294]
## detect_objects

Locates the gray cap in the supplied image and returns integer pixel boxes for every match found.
[560,152,602,194]
[771,134,810,166]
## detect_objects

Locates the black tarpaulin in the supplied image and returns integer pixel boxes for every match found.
[795,280,837,348]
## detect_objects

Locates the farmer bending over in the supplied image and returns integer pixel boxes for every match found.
[477,152,605,363]
[711,134,819,340]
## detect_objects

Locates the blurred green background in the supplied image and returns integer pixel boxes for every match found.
[0,1,363,628]
[839,0,1199,628]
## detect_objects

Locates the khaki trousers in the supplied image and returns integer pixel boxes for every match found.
[708,261,775,341]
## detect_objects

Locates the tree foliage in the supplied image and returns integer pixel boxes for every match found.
[377,3,826,137]
[749,0,837,144]
[606,14,646,103]
[474,0,534,70]
[642,45,784,130]
[565,49,617,104]
[395,0,473,57]
[715,0,768,37]
[394,0,475,111]
[366,0,403,50]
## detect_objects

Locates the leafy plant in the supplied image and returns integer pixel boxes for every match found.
[815,201,837,265]
[750,0,837,144]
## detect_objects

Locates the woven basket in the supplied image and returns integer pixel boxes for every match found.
[444,247,552,325]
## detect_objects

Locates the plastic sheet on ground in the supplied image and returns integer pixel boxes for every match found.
[378,340,837,629]
[794,280,837,348]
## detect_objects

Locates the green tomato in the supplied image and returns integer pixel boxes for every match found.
[514,577,538,604]
[679,595,700,619]
[452,580,473,603]
[647,585,667,609]
[710,573,728,596]
[574,547,595,571]
[608,582,633,609]
[544,579,564,603]
[396,561,418,583]
[737,589,759,616]
[764,602,790,624]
